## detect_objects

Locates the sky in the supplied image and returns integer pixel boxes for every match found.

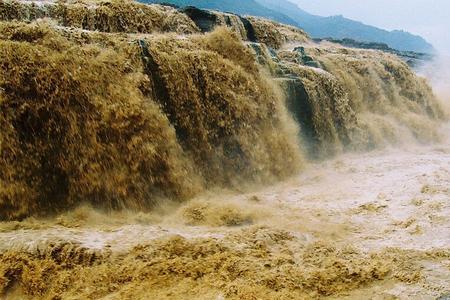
[292,0,450,54]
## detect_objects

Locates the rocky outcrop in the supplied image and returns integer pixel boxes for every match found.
[182,6,218,32]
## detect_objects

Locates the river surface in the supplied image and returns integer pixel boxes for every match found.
[1,125,449,299]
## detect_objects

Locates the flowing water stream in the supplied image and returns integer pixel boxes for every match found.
[1,124,449,299]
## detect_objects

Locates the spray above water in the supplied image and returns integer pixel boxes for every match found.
[276,45,447,155]
[418,54,450,112]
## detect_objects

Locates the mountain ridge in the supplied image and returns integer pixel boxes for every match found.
[254,0,434,53]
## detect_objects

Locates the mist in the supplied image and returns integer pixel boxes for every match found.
[420,55,450,111]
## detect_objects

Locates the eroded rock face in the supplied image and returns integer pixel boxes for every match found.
[182,6,258,42]
[182,6,217,32]
[276,78,316,154]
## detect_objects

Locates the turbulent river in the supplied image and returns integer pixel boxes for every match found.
[1,123,449,299]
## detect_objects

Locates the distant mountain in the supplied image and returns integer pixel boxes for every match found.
[256,0,434,53]
[141,0,434,53]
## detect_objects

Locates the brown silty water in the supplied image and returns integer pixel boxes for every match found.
[0,1,449,299]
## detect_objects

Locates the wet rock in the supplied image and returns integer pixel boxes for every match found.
[275,78,316,154]
[182,6,218,32]
[247,42,281,74]
[239,16,257,42]
[293,46,321,68]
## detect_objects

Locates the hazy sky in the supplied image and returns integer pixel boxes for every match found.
[292,0,450,54]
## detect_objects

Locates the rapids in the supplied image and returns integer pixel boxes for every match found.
[0,0,449,299]
[1,124,449,299]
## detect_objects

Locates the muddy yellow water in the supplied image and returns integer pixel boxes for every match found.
[1,127,449,299]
